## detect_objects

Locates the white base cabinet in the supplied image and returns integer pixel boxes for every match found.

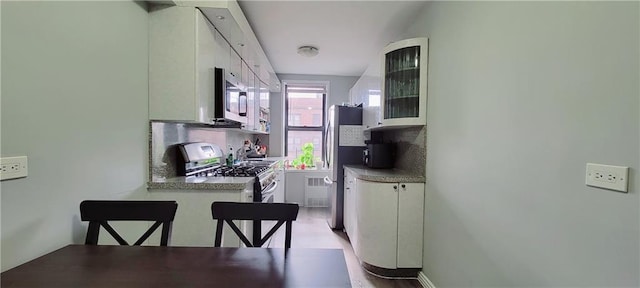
[345,177,424,270]
[274,168,285,203]
[357,181,399,269]
[396,183,425,267]
[343,170,358,254]
[147,187,253,247]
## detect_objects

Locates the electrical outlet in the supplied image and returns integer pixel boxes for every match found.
[0,156,28,181]
[585,163,628,193]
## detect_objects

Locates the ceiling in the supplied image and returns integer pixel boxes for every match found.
[237,1,428,77]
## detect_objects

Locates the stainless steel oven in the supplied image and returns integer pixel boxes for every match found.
[176,144,278,245]
[260,180,277,203]
[250,163,277,243]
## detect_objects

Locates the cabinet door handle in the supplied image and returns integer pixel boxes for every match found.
[401,184,406,189]
[393,185,398,190]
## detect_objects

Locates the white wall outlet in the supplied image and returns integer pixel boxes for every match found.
[585,163,629,193]
[0,156,28,181]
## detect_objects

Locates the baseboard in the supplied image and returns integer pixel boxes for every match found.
[417,271,436,288]
[361,262,420,278]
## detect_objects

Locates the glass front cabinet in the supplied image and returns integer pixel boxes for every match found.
[381,38,428,127]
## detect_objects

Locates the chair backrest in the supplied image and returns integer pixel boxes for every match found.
[211,202,299,249]
[80,200,178,246]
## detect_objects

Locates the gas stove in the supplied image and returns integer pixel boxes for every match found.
[176,142,276,191]
[211,165,270,177]
[183,163,274,181]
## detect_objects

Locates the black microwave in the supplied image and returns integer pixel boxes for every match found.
[214,67,247,124]
[363,143,395,169]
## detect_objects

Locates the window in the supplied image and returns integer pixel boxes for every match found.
[368,89,381,107]
[288,114,301,126]
[285,83,327,164]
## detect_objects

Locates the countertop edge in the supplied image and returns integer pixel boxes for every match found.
[147,181,250,191]
[344,165,426,183]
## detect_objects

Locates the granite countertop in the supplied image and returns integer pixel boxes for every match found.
[250,157,329,172]
[284,167,330,173]
[244,157,286,168]
[147,176,254,191]
[344,165,425,183]
[258,156,286,162]
[147,157,286,191]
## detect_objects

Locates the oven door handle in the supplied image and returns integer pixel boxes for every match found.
[262,181,278,194]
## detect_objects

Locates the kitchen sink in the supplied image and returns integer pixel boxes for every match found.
[238,160,275,167]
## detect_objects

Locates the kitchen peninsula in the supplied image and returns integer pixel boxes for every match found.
[147,121,286,248]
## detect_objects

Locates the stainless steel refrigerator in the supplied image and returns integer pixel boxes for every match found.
[324,105,365,229]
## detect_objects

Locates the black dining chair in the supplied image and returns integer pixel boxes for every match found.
[80,200,178,246]
[211,202,299,249]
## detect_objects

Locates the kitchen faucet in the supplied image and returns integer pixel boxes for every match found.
[236,140,252,161]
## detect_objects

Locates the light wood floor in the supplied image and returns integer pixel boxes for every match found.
[265,207,422,288]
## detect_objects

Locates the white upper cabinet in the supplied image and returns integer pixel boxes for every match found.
[257,80,270,133]
[149,7,217,123]
[196,1,281,92]
[229,48,242,83]
[213,28,230,73]
[149,2,280,124]
[362,52,383,130]
[381,37,428,127]
[350,50,383,130]
[258,66,270,89]
[245,69,255,131]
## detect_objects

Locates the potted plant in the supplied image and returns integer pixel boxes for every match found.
[290,143,320,170]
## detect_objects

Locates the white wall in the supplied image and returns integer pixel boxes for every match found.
[284,170,329,206]
[1,1,149,271]
[269,74,358,157]
[404,2,639,287]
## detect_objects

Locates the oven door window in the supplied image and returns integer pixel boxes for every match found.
[262,193,274,203]
[261,181,277,203]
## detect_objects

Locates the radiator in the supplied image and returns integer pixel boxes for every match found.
[304,176,329,207]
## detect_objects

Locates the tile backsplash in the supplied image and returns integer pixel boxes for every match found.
[149,120,424,180]
[149,121,269,181]
[382,126,426,175]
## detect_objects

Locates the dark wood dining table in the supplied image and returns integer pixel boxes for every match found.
[1,244,352,287]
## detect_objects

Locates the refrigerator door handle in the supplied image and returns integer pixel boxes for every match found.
[323,176,333,185]
[324,120,331,168]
